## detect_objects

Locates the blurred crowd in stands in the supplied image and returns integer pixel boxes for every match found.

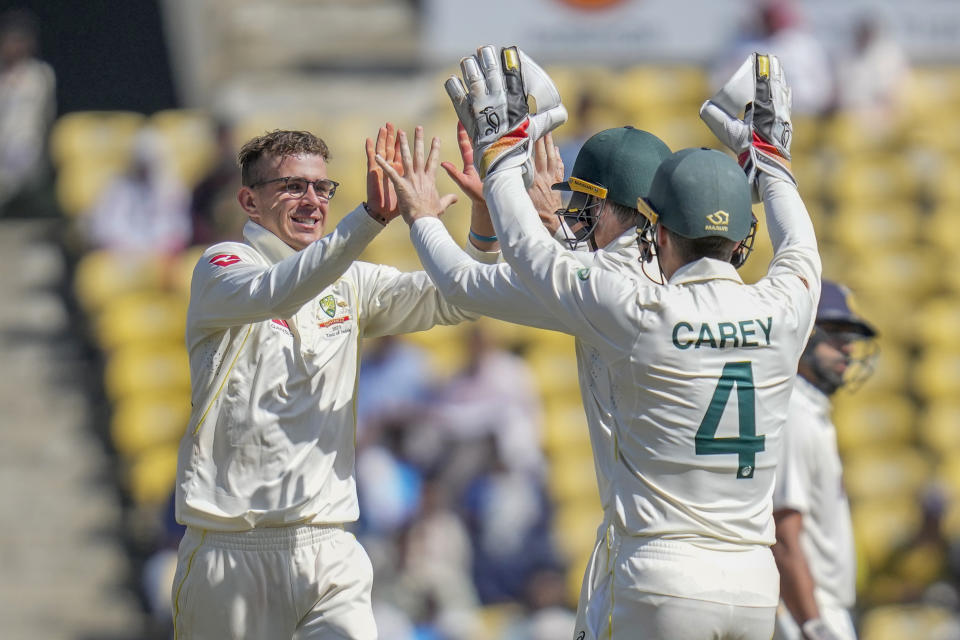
[9,0,960,638]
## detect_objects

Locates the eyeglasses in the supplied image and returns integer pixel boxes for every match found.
[249,176,339,200]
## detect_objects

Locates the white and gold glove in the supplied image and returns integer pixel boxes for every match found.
[445,45,567,186]
[700,53,796,199]
[801,618,842,640]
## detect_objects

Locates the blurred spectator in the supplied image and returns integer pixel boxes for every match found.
[712,0,833,117]
[395,475,480,637]
[188,119,243,245]
[425,325,544,477]
[357,416,424,537]
[461,434,558,604]
[0,8,55,217]
[356,335,433,440]
[502,566,576,640]
[85,126,191,253]
[837,14,911,133]
[867,484,959,608]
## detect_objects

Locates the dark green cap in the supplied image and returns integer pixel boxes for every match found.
[553,126,670,208]
[645,148,752,241]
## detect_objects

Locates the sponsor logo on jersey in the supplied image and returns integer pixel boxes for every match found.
[319,295,337,318]
[704,210,730,233]
[577,268,591,281]
[209,253,241,267]
[269,318,292,336]
[318,315,351,329]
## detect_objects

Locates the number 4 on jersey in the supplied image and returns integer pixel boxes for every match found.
[695,361,765,479]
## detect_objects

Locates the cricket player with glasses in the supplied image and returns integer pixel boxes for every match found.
[171,123,500,639]
[376,47,821,639]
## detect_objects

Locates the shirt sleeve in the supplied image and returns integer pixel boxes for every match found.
[759,174,822,305]
[410,217,571,333]
[188,205,383,329]
[353,260,482,338]
[480,168,647,353]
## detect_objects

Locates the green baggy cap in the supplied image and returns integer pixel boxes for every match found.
[644,148,752,241]
[553,126,670,208]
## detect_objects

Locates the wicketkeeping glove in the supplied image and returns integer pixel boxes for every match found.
[445,45,567,185]
[699,53,796,200]
[800,618,842,640]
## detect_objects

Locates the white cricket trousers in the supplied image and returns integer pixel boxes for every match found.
[574,524,778,640]
[773,600,857,640]
[171,524,377,640]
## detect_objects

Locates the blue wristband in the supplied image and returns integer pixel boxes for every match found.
[469,229,498,243]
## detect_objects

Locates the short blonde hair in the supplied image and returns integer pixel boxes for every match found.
[237,130,331,186]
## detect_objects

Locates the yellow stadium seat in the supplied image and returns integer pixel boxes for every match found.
[55,158,129,218]
[843,252,939,318]
[49,110,145,168]
[73,250,170,316]
[95,291,188,352]
[103,343,191,403]
[825,154,919,205]
[831,202,919,255]
[149,109,218,188]
[922,154,960,206]
[832,393,915,452]
[859,604,957,640]
[915,297,960,350]
[553,498,602,561]
[851,497,921,569]
[843,448,931,503]
[912,348,960,401]
[541,398,589,456]
[110,393,191,459]
[525,342,580,404]
[125,444,179,506]
[547,448,598,506]
[919,401,960,456]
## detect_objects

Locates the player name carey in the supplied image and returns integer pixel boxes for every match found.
[671,316,773,350]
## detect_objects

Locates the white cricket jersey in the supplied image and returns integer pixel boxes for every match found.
[413,224,645,519]
[414,169,820,555]
[773,376,857,609]
[177,208,485,531]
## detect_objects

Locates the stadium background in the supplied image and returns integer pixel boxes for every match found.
[3,0,960,637]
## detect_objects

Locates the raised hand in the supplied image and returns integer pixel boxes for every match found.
[440,121,484,205]
[527,132,565,233]
[699,53,796,196]
[444,45,566,185]
[374,126,458,226]
[365,122,404,223]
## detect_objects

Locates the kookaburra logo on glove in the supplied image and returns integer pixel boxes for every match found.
[445,45,568,183]
[480,107,501,135]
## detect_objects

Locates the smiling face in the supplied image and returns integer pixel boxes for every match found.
[238,153,330,251]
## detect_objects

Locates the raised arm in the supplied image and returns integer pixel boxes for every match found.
[699,53,821,298]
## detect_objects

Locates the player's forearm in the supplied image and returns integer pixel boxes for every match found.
[760,174,822,287]
[772,540,821,625]
[484,168,555,264]
[410,217,564,331]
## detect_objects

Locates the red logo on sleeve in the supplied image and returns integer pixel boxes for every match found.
[209,254,241,267]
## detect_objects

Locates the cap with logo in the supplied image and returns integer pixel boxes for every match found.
[639,148,753,241]
[817,280,876,337]
[553,126,671,206]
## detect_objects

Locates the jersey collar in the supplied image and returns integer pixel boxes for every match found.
[668,257,744,286]
[243,220,297,265]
